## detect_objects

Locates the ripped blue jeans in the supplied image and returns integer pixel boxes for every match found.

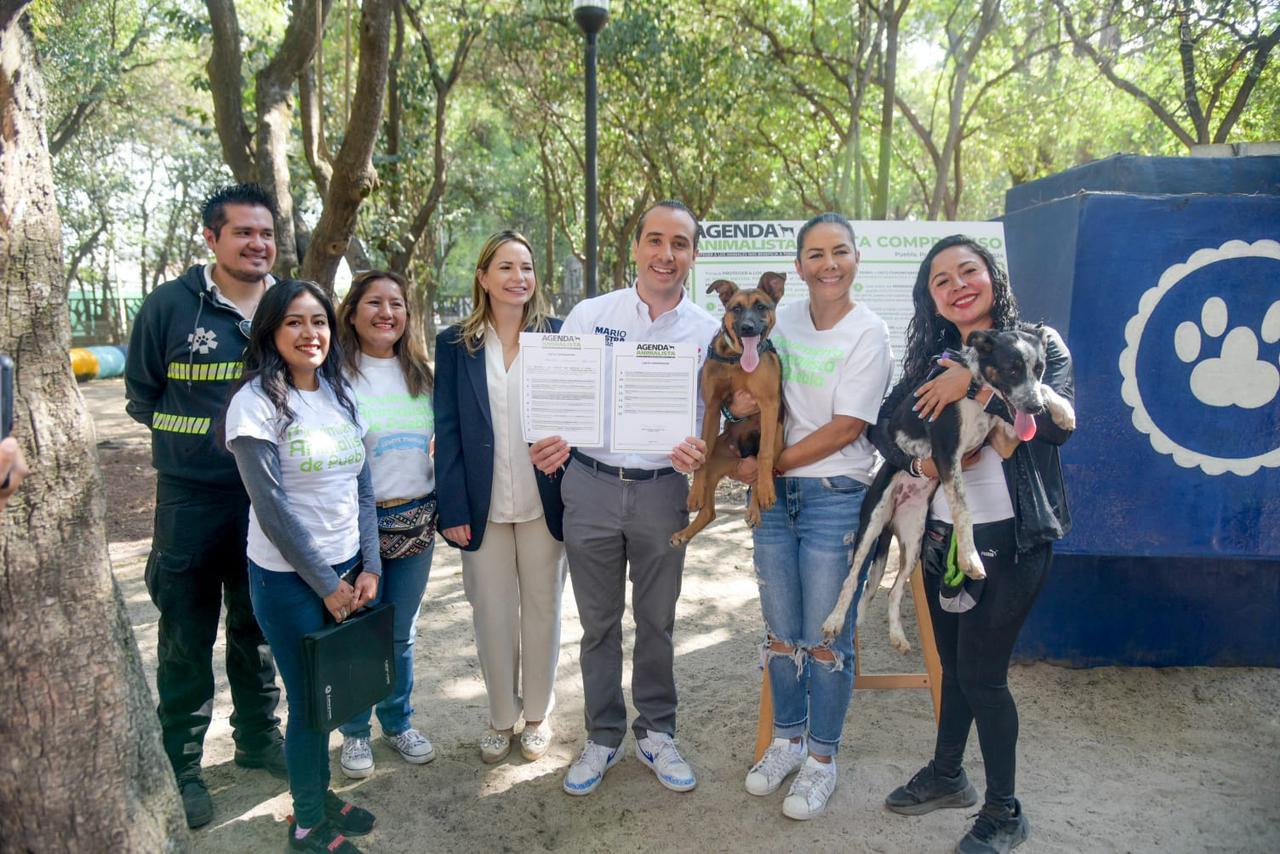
[752,475,867,757]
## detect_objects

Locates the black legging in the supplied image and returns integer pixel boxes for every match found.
[922,518,1051,811]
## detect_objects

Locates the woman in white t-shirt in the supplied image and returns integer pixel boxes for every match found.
[738,213,893,820]
[332,269,438,778]
[224,279,380,854]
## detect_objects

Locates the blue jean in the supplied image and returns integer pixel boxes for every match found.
[340,513,433,739]
[248,554,359,827]
[752,475,867,757]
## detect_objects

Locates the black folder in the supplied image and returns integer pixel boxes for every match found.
[301,601,396,731]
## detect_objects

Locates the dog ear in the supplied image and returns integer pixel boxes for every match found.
[756,271,785,304]
[707,279,738,307]
[967,330,995,353]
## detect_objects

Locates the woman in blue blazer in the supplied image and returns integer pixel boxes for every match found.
[434,230,565,765]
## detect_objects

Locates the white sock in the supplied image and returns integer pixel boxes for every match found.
[295,825,312,840]
[787,738,806,754]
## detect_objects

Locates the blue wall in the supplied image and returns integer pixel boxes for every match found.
[1001,181,1280,666]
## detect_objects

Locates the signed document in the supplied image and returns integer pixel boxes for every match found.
[611,341,698,453]
[520,332,606,446]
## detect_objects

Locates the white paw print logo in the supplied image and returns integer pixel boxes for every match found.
[1120,239,1280,476]
[1174,297,1280,409]
[187,326,219,354]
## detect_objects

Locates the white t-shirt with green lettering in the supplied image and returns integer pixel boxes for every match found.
[772,298,893,482]
[225,377,367,573]
[347,353,435,502]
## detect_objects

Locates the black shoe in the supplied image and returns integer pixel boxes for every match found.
[179,776,213,829]
[234,737,288,781]
[287,819,363,853]
[955,799,1030,854]
[885,761,979,815]
[325,790,376,836]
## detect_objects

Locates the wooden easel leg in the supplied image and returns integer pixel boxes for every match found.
[912,571,943,726]
[753,666,774,764]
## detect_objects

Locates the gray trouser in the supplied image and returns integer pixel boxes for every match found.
[561,458,690,748]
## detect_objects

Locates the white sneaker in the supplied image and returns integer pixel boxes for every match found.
[480,727,512,764]
[745,738,807,796]
[782,756,838,820]
[340,736,374,779]
[385,728,435,764]
[520,720,553,761]
[636,730,696,792]
[563,740,622,796]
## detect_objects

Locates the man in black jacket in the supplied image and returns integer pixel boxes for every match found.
[125,184,285,828]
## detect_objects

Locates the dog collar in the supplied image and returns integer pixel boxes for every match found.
[708,335,776,365]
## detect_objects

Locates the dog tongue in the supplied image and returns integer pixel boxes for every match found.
[741,336,761,373]
[1014,408,1037,442]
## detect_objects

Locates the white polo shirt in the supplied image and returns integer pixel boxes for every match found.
[561,284,719,470]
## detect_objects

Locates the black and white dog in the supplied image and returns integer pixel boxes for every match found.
[821,326,1075,652]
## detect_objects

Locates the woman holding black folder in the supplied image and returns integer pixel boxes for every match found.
[224,279,380,854]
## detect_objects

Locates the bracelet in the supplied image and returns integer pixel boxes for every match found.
[721,402,747,424]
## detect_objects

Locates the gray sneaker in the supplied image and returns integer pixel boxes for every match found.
[955,799,1030,854]
[885,761,978,815]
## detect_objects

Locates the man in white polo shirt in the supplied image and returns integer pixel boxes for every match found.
[531,200,717,796]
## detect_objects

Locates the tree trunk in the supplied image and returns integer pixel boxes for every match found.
[0,9,188,851]
[873,0,906,220]
[301,0,393,291]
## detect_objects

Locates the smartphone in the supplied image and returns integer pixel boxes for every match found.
[0,354,12,439]
[1,354,12,491]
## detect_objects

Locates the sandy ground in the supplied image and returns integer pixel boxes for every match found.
[84,378,1280,853]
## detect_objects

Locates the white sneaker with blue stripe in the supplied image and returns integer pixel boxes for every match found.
[636,730,696,792]
[563,740,621,796]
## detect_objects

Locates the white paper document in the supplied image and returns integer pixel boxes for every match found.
[520,332,606,446]
[611,341,698,454]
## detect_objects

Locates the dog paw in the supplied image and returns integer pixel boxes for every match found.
[669,531,691,548]
[755,485,777,510]
[956,546,987,580]
[819,616,842,638]
[686,494,703,513]
[745,505,762,528]
[889,630,913,655]
[1175,296,1280,409]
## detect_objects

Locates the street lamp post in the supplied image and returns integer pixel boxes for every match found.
[573,0,609,298]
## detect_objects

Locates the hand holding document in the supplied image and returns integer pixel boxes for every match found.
[611,341,698,454]
[520,333,605,446]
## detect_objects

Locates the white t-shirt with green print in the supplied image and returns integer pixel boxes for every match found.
[226,377,368,573]
[773,298,893,482]
[348,353,435,503]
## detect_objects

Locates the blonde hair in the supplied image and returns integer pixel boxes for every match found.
[336,269,434,397]
[459,230,553,354]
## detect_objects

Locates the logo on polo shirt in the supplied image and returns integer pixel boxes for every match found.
[595,326,627,344]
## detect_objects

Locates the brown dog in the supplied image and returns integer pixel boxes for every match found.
[670,272,785,547]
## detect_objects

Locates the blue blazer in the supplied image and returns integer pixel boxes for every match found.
[434,318,565,551]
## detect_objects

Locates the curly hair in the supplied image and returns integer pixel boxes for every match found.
[900,234,1021,385]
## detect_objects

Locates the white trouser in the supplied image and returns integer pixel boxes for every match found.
[461,518,566,730]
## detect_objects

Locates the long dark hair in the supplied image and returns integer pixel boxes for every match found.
[900,235,1021,384]
[336,269,434,397]
[226,279,361,441]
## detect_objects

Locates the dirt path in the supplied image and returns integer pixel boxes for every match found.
[87,378,1280,853]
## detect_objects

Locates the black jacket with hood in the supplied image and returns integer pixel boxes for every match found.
[125,264,251,489]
